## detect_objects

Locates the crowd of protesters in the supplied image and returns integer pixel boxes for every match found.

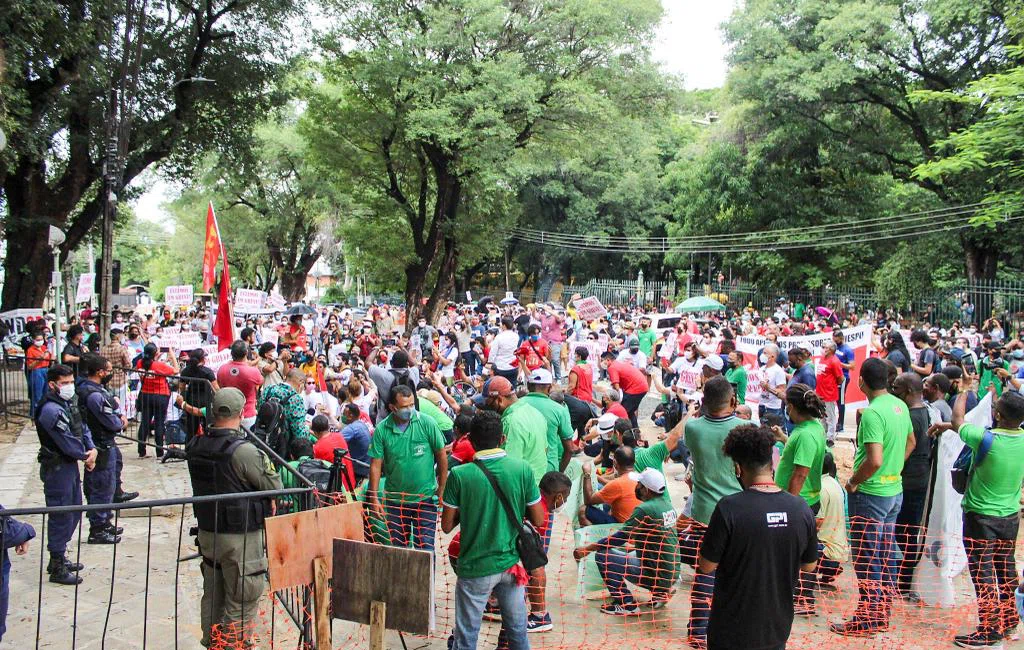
[2,292,1023,649]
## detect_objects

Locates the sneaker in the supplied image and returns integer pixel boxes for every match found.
[600,601,639,616]
[526,612,553,633]
[954,631,1004,648]
[482,603,502,622]
[829,618,885,637]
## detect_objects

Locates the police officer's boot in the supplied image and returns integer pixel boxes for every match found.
[104,523,124,536]
[47,554,83,585]
[87,527,121,545]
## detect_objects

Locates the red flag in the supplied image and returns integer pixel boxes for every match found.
[201,202,222,292]
[212,255,234,351]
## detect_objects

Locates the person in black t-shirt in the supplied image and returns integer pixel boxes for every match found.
[891,372,934,598]
[696,424,818,650]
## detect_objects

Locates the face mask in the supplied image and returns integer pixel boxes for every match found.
[33,339,44,347]
[759,353,768,364]
[685,352,695,361]
[553,497,570,516]
[418,322,426,328]
[87,325,97,334]
[530,335,540,342]
[393,406,414,422]
[100,374,112,386]
[482,367,491,376]
[629,347,639,354]
[58,384,76,401]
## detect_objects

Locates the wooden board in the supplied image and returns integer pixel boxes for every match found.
[265,501,364,591]
[331,539,434,636]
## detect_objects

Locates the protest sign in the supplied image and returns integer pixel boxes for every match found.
[263,329,280,346]
[573,296,607,321]
[735,324,872,406]
[268,291,287,311]
[164,285,194,306]
[76,274,95,303]
[205,348,232,371]
[235,288,267,312]
[0,309,44,336]
[151,331,202,351]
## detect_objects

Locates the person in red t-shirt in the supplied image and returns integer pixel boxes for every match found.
[815,340,845,444]
[309,414,356,489]
[216,341,265,428]
[283,315,308,350]
[567,345,595,404]
[136,342,180,458]
[515,324,551,378]
[600,352,648,429]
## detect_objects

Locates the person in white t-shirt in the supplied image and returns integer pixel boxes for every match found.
[670,342,705,394]
[617,338,648,371]
[303,379,340,427]
[488,316,522,385]
[758,343,788,423]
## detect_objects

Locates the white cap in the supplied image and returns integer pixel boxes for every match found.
[528,368,554,385]
[597,412,617,434]
[637,468,667,494]
[704,354,724,371]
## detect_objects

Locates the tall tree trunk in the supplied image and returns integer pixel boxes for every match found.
[279,270,308,302]
[403,262,429,334]
[424,236,458,324]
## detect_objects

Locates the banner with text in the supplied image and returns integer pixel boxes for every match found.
[573,296,608,321]
[76,274,95,304]
[235,288,267,313]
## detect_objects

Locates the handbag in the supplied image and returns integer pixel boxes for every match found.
[950,428,994,495]
[473,461,548,572]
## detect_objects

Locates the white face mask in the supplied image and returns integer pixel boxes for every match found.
[553,498,570,516]
[33,339,44,347]
[57,383,76,401]
[759,353,769,364]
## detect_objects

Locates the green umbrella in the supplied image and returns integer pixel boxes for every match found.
[675,296,726,313]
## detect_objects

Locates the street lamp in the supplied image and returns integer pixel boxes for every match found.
[312,269,322,304]
[48,226,66,360]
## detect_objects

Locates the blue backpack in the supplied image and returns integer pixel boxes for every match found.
[950,428,994,495]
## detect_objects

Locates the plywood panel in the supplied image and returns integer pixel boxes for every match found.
[331,539,433,636]
[265,501,365,591]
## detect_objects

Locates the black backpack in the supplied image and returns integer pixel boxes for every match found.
[296,458,332,492]
[252,397,288,462]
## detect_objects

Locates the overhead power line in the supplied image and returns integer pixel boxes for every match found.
[508,202,1014,254]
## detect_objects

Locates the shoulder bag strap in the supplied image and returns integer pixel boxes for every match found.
[474,460,522,531]
[974,428,996,468]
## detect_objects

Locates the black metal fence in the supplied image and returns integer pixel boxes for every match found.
[0,487,316,649]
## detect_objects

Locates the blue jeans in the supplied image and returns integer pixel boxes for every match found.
[848,491,903,626]
[584,505,617,525]
[453,571,528,650]
[759,405,787,431]
[595,547,641,605]
[385,499,438,551]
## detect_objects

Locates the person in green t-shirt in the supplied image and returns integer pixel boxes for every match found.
[521,368,574,472]
[977,344,1011,397]
[724,350,748,404]
[483,376,548,485]
[367,385,447,552]
[441,411,544,650]
[625,401,696,474]
[775,382,828,613]
[684,376,744,528]
[573,467,679,615]
[415,390,455,439]
[775,384,827,507]
[636,317,657,358]
[831,358,915,638]
[928,383,1024,646]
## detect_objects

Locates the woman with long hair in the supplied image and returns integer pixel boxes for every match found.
[135,342,180,458]
[883,331,912,373]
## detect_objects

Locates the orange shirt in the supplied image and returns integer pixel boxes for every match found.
[596,473,642,522]
[26,345,54,371]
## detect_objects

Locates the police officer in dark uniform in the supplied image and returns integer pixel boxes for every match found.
[187,387,282,648]
[77,354,124,544]
[35,363,97,585]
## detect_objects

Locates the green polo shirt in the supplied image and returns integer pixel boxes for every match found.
[775,420,826,506]
[633,441,670,474]
[521,392,574,472]
[442,449,541,578]
[852,393,912,497]
[501,399,548,485]
[958,423,1024,517]
[368,411,445,503]
[725,365,747,404]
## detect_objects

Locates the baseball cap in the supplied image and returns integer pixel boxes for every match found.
[212,387,245,418]
[637,468,667,495]
[946,348,965,360]
[528,368,553,385]
[486,376,514,397]
[417,389,444,408]
[597,412,617,434]
[704,354,724,372]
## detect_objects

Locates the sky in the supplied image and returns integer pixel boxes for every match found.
[132,1,733,224]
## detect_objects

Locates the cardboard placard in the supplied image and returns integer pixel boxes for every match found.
[76,274,95,303]
[573,296,607,320]
[164,285,194,306]
[235,288,266,312]
[264,501,365,591]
